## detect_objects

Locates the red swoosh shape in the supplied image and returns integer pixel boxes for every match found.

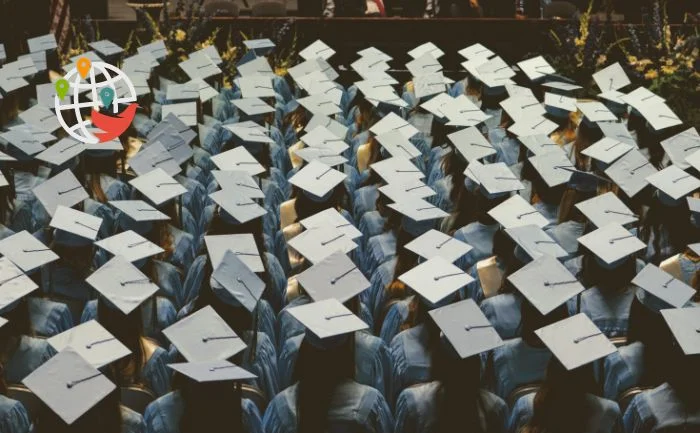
[91,103,138,143]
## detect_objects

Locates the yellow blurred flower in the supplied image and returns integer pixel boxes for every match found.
[596,55,607,66]
[638,59,653,67]
[574,37,585,47]
[661,65,678,75]
[665,59,674,66]
[645,69,658,80]
[175,29,186,42]
[627,55,638,65]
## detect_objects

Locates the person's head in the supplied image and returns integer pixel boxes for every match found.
[520,300,568,346]
[474,189,509,224]
[666,345,700,410]
[77,151,123,203]
[640,193,697,263]
[0,168,16,224]
[491,228,522,293]
[174,372,244,433]
[627,295,675,386]
[291,182,348,222]
[0,297,32,350]
[579,250,637,289]
[557,188,594,224]
[96,297,145,384]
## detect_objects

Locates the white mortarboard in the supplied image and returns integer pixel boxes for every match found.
[375,131,421,159]
[236,76,275,99]
[582,137,634,165]
[297,93,341,116]
[163,305,246,362]
[508,114,559,137]
[399,256,474,304]
[49,206,103,241]
[161,102,197,127]
[420,92,453,119]
[22,348,116,425]
[370,156,424,184]
[204,234,263,272]
[0,230,58,272]
[210,147,265,175]
[224,123,274,145]
[478,162,524,197]
[243,38,275,53]
[6,124,56,144]
[0,44,6,62]
[429,298,503,358]
[517,56,556,81]
[528,149,574,187]
[500,95,545,122]
[128,141,182,177]
[288,298,368,340]
[138,39,167,59]
[287,226,357,264]
[169,360,256,383]
[604,150,658,198]
[212,171,265,199]
[646,166,700,201]
[27,33,57,52]
[544,92,577,113]
[388,197,448,222]
[535,313,616,370]
[660,128,700,170]
[576,101,618,123]
[448,126,495,162]
[129,168,186,206]
[94,230,164,263]
[404,229,473,263]
[7,57,39,78]
[358,46,392,61]
[506,224,568,260]
[288,160,347,199]
[296,251,368,303]
[577,223,645,266]
[35,138,85,166]
[294,147,347,167]
[165,82,200,101]
[406,53,442,77]
[593,62,631,92]
[89,40,123,57]
[48,320,131,369]
[19,51,46,73]
[352,57,391,76]
[412,73,448,100]
[408,42,444,60]
[684,149,700,174]
[237,56,274,78]
[0,130,46,156]
[33,169,88,217]
[305,115,349,140]
[458,43,494,60]
[620,86,665,111]
[633,263,696,309]
[300,126,348,153]
[188,78,219,102]
[153,113,197,146]
[598,89,627,107]
[36,81,71,107]
[300,40,335,61]
[0,67,29,93]
[145,127,193,165]
[369,112,419,139]
[542,81,583,92]
[0,257,38,311]
[660,308,700,355]
[575,192,638,228]
[637,102,682,131]
[488,194,549,229]
[508,255,584,314]
[209,191,266,224]
[179,53,221,80]
[86,256,158,314]
[378,180,436,202]
[299,208,361,240]
[211,250,265,312]
[109,200,170,222]
[19,104,61,132]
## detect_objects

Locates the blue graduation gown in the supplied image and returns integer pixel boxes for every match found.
[0,395,30,433]
[567,286,635,338]
[623,383,700,433]
[453,222,499,272]
[603,342,644,400]
[28,297,74,337]
[486,338,551,400]
[389,324,432,405]
[4,335,56,384]
[480,293,523,340]
[509,393,621,433]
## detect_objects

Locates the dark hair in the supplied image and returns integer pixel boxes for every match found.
[0,168,16,225]
[522,358,599,433]
[444,183,476,235]
[520,301,569,347]
[291,183,349,222]
[0,298,33,387]
[174,372,244,433]
[293,335,356,433]
[640,198,697,264]
[578,252,637,289]
[96,299,146,388]
[666,345,700,411]
[492,229,522,294]
[626,296,674,387]
[75,152,125,204]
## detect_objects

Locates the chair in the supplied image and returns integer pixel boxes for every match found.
[203,1,240,16]
[507,383,541,407]
[618,386,651,414]
[121,385,157,415]
[251,1,286,16]
[609,336,628,347]
[543,1,579,19]
[7,385,43,422]
[241,384,267,414]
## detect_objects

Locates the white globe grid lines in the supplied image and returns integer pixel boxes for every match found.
[54,62,137,144]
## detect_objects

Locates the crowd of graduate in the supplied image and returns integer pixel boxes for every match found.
[0,31,698,433]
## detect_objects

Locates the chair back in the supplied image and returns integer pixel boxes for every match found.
[618,386,651,414]
[120,385,156,415]
[203,1,240,16]
[252,1,286,16]
[507,383,541,407]
[7,385,43,422]
[543,1,579,19]
[241,384,267,413]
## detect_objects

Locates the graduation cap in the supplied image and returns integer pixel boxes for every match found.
[305,115,349,140]
[620,87,665,112]
[369,112,419,139]
[576,101,618,124]
[370,157,424,184]
[299,208,361,240]
[236,75,275,99]
[144,128,193,165]
[404,229,473,263]
[660,127,700,171]
[300,39,335,61]
[448,126,496,162]
[574,191,638,228]
[86,255,159,314]
[528,149,574,187]
[27,33,57,52]
[128,142,182,177]
[49,206,103,243]
[286,298,368,341]
[535,314,617,370]
[94,230,164,263]
[300,126,348,154]
[163,305,246,362]
[109,200,169,234]
[582,137,634,167]
[508,114,559,138]
[458,43,495,60]
[508,255,584,315]
[408,42,444,60]
[32,170,88,217]
[0,230,58,272]
[288,160,347,201]
[604,150,658,198]
[243,38,275,55]
[378,180,436,202]
[168,360,257,383]
[22,348,116,425]
[35,138,85,167]
[420,92,453,120]
[211,250,265,312]
[179,53,221,80]
[429,298,503,359]
[387,196,448,224]
[660,308,700,355]
[161,102,197,127]
[296,251,368,303]
[297,93,341,116]
[294,147,347,167]
[287,226,358,264]
[577,223,645,268]
[518,134,559,157]
[89,40,124,57]
[209,191,267,225]
[0,257,38,312]
[517,56,556,81]
[204,233,264,273]
[488,194,549,229]
[633,263,696,311]
[18,104,61,133]
[593,63,631,93]
[129,168,187,206]
[636,101,682,132]
[544,92,577,118]
[541,81,582,93]
[376,131,421,160]
[477,162,523,199]
[211,171,265,199]
[210,146,265,175]
[137,40,167,60]
[166,82,200,102]
[238,56,274,77]
[399,256,474,305]
[47,320,131,368]
[646,165,700,201]
[506,224,569,262]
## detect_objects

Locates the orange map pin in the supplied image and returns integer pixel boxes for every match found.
[77,57,91,79]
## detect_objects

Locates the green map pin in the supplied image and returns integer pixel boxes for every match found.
[55,79,69,99]
[99,87,115,108]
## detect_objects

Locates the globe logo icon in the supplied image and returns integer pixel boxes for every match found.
[54,61,138,145]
